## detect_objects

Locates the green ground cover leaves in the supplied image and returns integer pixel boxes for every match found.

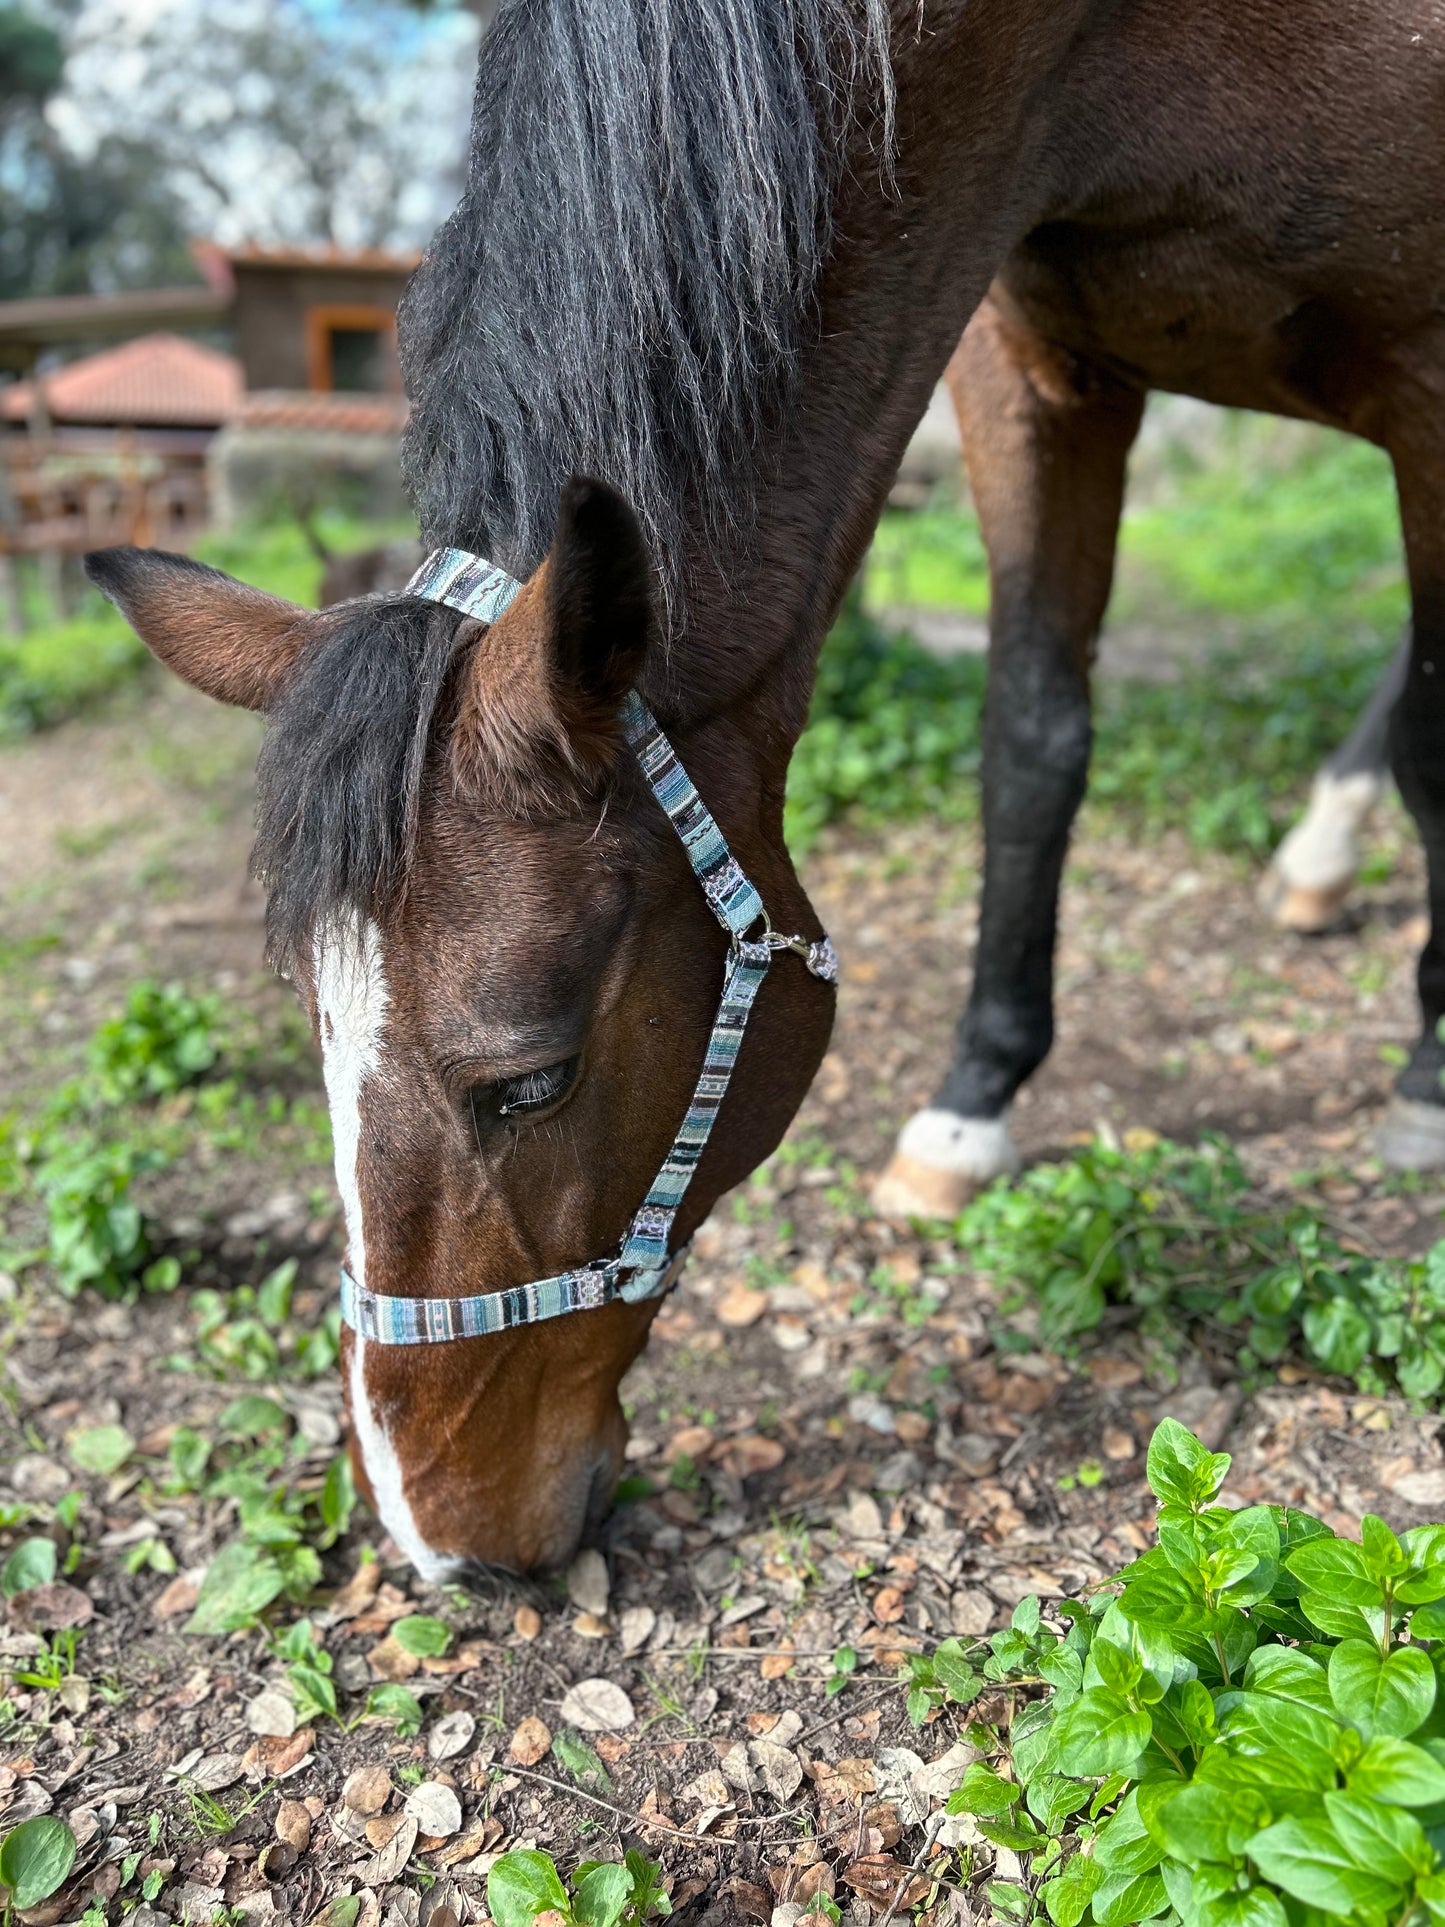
[942,1418,1445,1927]
[955,1133,1445,1401]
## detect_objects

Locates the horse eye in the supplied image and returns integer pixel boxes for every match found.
[470,1054,580,1130]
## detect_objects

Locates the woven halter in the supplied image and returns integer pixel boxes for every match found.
[337,547,838,1345]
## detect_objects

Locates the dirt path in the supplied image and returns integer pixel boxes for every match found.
[0,681,1440,1925]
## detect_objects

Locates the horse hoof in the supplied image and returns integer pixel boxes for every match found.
[1259,867,1352,934]
[1375,1095,1445,1171]
[870,1109,1020,1222]
[871,1152,980,1221]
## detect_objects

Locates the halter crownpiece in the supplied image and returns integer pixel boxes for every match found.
[337,549,839,1345]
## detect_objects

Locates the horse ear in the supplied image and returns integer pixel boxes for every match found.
[84,548,321,711]
[546,475,655,712]
[451,477,655,803]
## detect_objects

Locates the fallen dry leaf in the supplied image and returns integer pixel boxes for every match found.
[715,1283,767,1327]
[722,1880,771,1922]
[329,1560,383,1620]
[566,1548,610,1616]
[832,1758,877,1797]
[759,1652,793,1680]
[720,1739,803,1803]
[189,1753,245,1793]
[950,1587,994,1636]
[367,1634,421,1681]
[872,1585,907,1624]
[558,1678,634,1732]
[341,1763,392,1815]
[403,1781,462,1838]
[619,1605,655,1655]
[1390,1468,1445,1508]
[9,1583,94,1632]
[716,1434,785,1479]
[508,1716,552,1767]
[1088,1355,1143,1388]
[245,1688,297,1740]
[794,1862,836,1905]
[250,1728,314,1778]
[1102,1425,1137,1461]
[666,1425,714,1462]
[152,1574,201,1621]
[365,1813,404,1850]
[429,1710,476,1762]
[275,1799,312,1851]
[842,1854,929,1909]
[356,1812,418,1885]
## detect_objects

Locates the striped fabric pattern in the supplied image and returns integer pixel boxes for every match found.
[620,937,771,1270]
[340,1253,677,1343]
[621,693,764,937]
[405,548,524,625]
[337,550,837,1345]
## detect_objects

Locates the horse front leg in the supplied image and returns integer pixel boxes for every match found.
[873,293,1143,1218]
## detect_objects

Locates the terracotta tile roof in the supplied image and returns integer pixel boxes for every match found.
[236,390,409,434]
[223,242,422,274]
[2,332,243,427]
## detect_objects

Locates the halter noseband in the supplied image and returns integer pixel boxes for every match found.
[337,548,838,1346]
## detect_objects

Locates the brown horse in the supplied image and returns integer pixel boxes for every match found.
[87,0,1445,1577]
[874,29,1445,1214]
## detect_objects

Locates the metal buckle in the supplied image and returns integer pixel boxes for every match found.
[740,911,838,982]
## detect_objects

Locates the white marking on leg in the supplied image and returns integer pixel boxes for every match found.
[897,1106,1021,1182]
[316,912,451,1580]
[1273,770,1382,892]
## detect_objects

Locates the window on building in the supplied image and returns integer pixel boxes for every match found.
[328,327,385,393]
[304,304,399,394]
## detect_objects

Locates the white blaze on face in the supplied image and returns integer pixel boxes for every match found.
[316,913,457,1584]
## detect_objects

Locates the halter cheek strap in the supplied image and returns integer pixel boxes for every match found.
[337,549,837,1346]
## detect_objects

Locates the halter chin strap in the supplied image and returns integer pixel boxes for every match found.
[338,548,838,1346]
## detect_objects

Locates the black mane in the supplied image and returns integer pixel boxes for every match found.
[253,594,462,971]
[256,0,891,970]
[401,0,893,597]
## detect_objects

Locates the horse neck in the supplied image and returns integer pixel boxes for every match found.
[649,0,1091,833]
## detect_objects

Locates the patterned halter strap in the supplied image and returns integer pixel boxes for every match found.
[337,547,838,1345]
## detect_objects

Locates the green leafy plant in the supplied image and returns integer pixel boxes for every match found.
[900,1636,986,1727]
[956,1133,1445,1398]
[161,1398,354,1637]
[945,1418,1445,1925]
[0,1538,55,1598]
[187,1267,341,1384]
[0,1814,77,1917]
[86,979,222,1106]
[8,1629,83,1692]
[486,1847,671,1927]
[29,1136,168,1300]
[273,1618,337,1724]
[392,1614,450,1658]
[359,1682,423,1737]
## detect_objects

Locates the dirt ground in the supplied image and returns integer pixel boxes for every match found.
[3,667,1444,1927]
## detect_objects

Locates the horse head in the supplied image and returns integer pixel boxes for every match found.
[87,478,835,1577]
